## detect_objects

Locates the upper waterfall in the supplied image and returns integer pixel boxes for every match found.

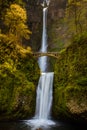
[38,7,48,72]
[41,0,50,7]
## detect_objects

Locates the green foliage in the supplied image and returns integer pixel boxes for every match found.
[48,20,65,52]
[65,0,87,36]
[4,4,31,44]
[53,84,87,118]
[0,0,40,121]
[0,29,40,120]
[0,0,24,17]
[53,34,87,120]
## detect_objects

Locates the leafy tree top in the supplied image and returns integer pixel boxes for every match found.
[4,4,27,26]
[3,3,31,44]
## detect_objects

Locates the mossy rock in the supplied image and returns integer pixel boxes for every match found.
[53,85,87,121]
[0,35,40,120]
[53,34,87,122]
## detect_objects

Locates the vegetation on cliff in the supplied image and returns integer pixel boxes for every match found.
[0,36,40,120]
[52,0,87,122]
[53,33,87,122]
[0,2,40,120]
[48,0,87,52]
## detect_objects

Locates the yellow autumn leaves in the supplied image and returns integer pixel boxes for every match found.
[3,4,31,44]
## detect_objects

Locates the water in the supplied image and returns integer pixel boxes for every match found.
[0,121,87,130]
[38,7,48,72]
[25,72,55,128]
[35,73,54,119]
[25,1,55,128]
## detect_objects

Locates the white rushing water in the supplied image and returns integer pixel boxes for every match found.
[26,73,55,128]
[38,7,48,72]
[35,72,54,119]
[26,0,55,128]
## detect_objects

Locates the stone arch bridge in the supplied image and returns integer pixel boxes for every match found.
[32,52,59,58]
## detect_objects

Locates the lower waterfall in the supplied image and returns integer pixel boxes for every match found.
[26,72,55,128]
[35,72,54,119]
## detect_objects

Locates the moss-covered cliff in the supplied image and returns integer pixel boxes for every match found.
[53,34,87,122]
[0,34,40,121]
[48,0,67,52]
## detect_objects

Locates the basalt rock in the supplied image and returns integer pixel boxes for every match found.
[24,0,67,51]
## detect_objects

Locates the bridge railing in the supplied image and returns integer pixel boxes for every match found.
[32,52,59,58]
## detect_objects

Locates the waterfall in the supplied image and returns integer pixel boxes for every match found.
[26,0,55,128]
[38,7,48,72]
[35,72,54,119]
[36,2,54,121]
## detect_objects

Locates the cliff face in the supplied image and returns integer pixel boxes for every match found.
[24,0,42,51]
[48,0,67,51]
[0,34,40,121]
[53,34,87,122]
[48,0,66,20]
[25,0,66,51]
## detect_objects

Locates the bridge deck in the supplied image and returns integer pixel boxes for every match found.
[32,52,59,58]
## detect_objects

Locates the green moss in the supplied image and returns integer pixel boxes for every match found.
[53,84,87,117]
[53,33,87,121]
[0,34,40,120]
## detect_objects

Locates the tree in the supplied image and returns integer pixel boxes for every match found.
[3,4,31,44]
[0,0,24,17]
[65,0,87,36]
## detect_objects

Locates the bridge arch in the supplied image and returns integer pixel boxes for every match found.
[32,52,59,59]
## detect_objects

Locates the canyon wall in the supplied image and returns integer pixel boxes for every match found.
[25,0,67,51]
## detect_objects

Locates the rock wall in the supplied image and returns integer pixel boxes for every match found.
[24,0,67,51]
[53,34,87,122]
[48,0,67,52]
[24,0,42,51]
[48,0,66,20]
